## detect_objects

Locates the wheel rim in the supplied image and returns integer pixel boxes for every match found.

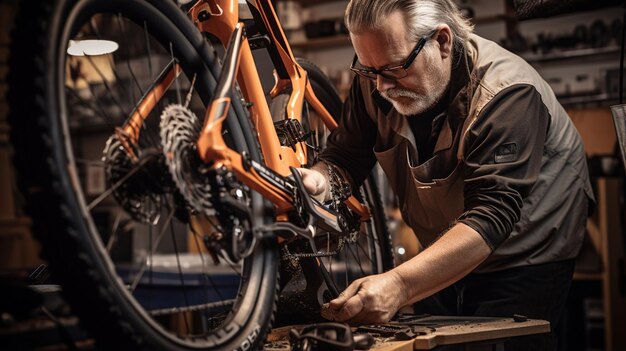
[55,1,269,347]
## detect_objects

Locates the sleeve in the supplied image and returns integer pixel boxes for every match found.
[458,84,550,250]
[318,76,378,187]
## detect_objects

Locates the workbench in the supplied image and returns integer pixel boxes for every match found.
[265,315,550,350]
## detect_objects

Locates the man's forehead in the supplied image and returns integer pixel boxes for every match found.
[351,31,412,68]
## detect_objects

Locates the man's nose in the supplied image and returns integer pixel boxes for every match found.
[376,75,396,92]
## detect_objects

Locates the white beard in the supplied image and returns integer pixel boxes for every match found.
[380,88,434,116]
[380,57,448,116]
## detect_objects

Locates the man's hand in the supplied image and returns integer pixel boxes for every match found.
[298,167,329,202]
[321,270,408,325]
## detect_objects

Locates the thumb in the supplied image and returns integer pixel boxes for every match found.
[329,279,362,310]
[298,168,327,200]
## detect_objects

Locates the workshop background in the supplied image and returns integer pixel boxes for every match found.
[1,0,626,350]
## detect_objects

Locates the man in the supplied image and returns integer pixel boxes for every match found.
[299,0,595,349]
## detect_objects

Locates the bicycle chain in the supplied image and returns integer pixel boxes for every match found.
[325,161,352,205]
[283,226,360,259]
[285,160,360,259]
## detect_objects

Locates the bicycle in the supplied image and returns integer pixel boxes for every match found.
[7,0,394,349]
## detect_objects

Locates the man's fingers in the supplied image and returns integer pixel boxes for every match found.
[302,175,322,195]
[329,280,361,309]
[327,280,364,322]
[334,295,364,322]
[298,168,326,197]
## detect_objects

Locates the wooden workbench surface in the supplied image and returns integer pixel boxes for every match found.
[265,316,550,350]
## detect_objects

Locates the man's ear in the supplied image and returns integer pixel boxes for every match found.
[435,25,453,59]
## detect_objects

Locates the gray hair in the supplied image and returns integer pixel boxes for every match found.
[345,0,474,52]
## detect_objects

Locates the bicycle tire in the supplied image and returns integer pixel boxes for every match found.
[271,60,395,324]
[8,0,277,350]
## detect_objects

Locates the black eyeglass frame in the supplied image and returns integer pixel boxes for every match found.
[350,30,437,81]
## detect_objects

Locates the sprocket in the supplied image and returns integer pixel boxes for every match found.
[102,135,169,224]
[160,104,214,216]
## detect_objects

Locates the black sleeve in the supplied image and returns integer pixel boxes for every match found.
[319,76,378,187]
[458,84,549,250]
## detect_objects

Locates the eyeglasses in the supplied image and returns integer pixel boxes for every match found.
[350,30,437,81]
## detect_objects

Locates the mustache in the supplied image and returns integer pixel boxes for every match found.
[381,88,419,100]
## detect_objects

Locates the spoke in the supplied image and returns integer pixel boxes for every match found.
[141,21,163,151]
[149,299,236,317]
[347,244,367,277]
[184,74,197,109]
[158,192,239,314]
[129,209,175,292]
[89,14,133,109]
[202,222,246,282]
[190,225,226,301]
[106,211,123,252]
[66,86,118,129]
[355,225,376,270]
[356,237,375,267]
[90,19,131,107]
[170,42,182,105]
[74,158,133,176]
[116,13,161,150]
[169,216,192,335]
[116,13,144,99]
[83,54,129,118]
[89,16,103,39]
[86,153,158,210]
[87,14,163,151]
[221,251,244,281]
[92,14,165,151]
[156,196,237,332]
[192,216,245,280]
[123,58,182,150]
[149,218,154,287]
[144,21,154,80]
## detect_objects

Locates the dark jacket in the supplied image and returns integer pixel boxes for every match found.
[321,34,594,272]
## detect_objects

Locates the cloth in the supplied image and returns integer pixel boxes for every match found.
[413,259,576,351]
[319,34,594,272]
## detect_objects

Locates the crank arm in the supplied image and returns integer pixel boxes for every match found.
[289,166,344,235]
[250,165,346,239]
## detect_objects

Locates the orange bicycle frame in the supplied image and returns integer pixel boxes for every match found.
[120,0,369,224]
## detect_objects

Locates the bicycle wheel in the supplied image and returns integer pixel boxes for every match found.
[8,0,277,350]
[272,60,395,325]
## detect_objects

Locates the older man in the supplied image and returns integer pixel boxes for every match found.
[300,0,595,349]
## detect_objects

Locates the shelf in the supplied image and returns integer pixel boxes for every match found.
[288,15,513,51]
[573,271,603,281]
[472,14,516,25]
[521,46,620,63]
[558,93,619,107]
[287,15,512,51]
[290,35,351,51]
[284,0,346,8]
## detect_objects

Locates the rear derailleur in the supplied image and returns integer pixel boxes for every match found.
[201,166,258,263]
